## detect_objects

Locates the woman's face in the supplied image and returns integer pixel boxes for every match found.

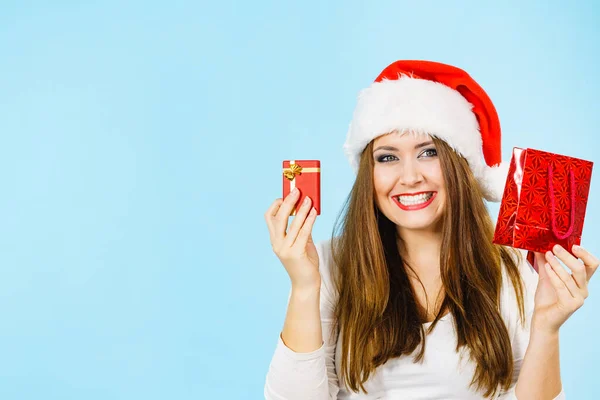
[372,131,446,234]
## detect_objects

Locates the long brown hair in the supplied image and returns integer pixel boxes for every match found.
[328,134,526,398]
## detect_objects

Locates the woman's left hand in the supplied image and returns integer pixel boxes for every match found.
[532,244,599,334]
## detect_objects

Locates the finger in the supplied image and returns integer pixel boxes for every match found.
[265,198,284,226]
[544,262,573,300]
[265,198,284,243]
[537,254,550,281]
[294,206,318,249]
[546,251,579,298]
[533,252,546,273]
[551,244,579,267]
[572,245,600,281]
[265,198,284,219]
[283,196,313,248]
[273,189,301,238]
[552,245,587,289]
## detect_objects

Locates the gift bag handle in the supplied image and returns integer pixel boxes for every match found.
[548,164,576,240]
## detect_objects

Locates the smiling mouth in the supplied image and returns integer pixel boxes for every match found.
[393,192,436,211]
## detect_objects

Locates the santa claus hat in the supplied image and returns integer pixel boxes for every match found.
[343,60,509,202]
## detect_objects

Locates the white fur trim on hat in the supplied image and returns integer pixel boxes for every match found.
[479,161,510,202]
[343,75,508,202]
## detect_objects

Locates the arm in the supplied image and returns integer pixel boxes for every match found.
[497,250,565,400]
[280,283,323,353]
[514,244,599,399]
[514,326,562,399]
[513,252,564,399]
[264,239,340,400]
[499,242,600,400]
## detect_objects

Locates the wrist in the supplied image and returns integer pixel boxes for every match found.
[531,313,560,339]
[291,280,321,297]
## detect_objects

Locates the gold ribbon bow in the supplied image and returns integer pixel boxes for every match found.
[283,163,303,181]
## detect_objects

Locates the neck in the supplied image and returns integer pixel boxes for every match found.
[396,227,442,276]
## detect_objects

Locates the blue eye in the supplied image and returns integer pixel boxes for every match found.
[376,148,437,163]
[377,154,397,163]
[420,148,437,158]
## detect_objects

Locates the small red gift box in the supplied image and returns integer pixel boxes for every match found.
[493,147,593,260]
[282,160,321,216]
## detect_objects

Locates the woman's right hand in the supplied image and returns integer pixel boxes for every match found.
[265,187,320,290]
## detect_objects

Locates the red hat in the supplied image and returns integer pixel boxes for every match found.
[343,60,509,202]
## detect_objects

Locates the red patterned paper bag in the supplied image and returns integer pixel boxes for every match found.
[493,148,593,260]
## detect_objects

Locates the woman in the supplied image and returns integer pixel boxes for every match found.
[263,60,597,399]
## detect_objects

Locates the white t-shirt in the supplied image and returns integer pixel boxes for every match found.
[264,238,566,400]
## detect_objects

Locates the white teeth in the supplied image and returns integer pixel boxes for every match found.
[396,192,433,206]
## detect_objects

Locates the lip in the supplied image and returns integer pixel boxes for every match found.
[393,191,437,211]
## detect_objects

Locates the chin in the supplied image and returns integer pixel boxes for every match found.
[397,218,440,232]
[389,198,444,232]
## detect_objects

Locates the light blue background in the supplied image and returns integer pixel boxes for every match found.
[0,1,598,399]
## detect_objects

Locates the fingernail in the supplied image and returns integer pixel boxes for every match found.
[292,187,299,195]
[303,196,310,205]
[553,244,562,253]
[573,245,582,251]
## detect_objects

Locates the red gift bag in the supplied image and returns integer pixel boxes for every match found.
[493,148,593,261]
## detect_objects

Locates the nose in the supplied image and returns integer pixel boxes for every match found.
[398,159,423,186]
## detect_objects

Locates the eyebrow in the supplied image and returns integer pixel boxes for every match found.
[373,141,434,152]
